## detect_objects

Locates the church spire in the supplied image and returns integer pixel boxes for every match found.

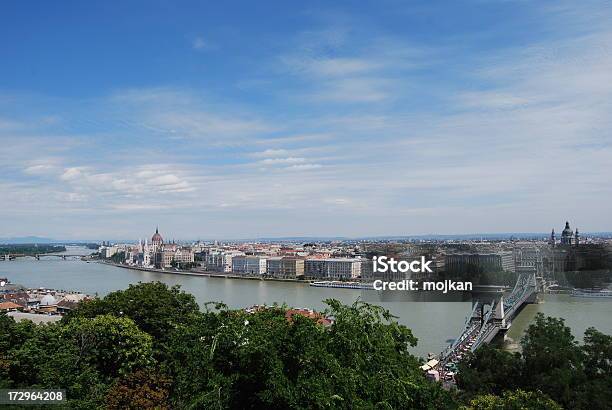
[575,228,580,246]
[549,228,556,246]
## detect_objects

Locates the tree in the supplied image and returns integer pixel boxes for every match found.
[3,320,109,408]
[5,282,612,409]
[582,327,612,376]
[110,251,126,264]
[456,344,522,397]
[458,312,612,409]
[521,313,584,406]
[0,313,17,388]
[166,299,454,409]
[572,327,612,408]
[462,389,562,410]
[3,315,153,408]
[64,314,154,378]
[64,282,200,357]
[106,370,172,410]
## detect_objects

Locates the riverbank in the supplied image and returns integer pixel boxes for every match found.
[4,247,611,358]
[100,261,312,284]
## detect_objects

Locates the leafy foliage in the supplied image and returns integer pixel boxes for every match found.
[456,345,522,396]
[106,370,172,410]
[0,313,151,408]
[63,314,154,378]
[167,299,454,409]
[110,251,126,264]
[458,312,612,409]
[521,314,584,405]
[461,389,562,410]
[0,244,66,256]
[63,281,200,357]
[2,284,611,409]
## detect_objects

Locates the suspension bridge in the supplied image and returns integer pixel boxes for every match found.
[436,272,538,379]
[0,254,84,260]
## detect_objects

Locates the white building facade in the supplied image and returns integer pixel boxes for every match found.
[232,256,267,275]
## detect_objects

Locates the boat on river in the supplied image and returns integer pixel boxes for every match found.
[310,281,374,290]
[571,288,612,298]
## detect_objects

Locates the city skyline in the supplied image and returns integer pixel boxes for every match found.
[2,0,612,239]
[4,222,611,243]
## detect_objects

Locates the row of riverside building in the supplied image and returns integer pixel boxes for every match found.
[200,237,368,279]
[209,253,364,280]
[98,221,601,281]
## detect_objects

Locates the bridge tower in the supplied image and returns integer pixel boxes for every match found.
[494,295,506,323]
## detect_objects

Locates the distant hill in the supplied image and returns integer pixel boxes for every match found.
[0,236,58,244]
[0,237,101,245]
[1,232,611,245]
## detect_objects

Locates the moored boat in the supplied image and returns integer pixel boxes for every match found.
[309,281,374,290]
[570,288,612,298]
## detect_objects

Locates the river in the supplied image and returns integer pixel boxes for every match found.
[2,246,611,357]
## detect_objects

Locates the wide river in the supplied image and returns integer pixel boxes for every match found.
[2,246,611,357]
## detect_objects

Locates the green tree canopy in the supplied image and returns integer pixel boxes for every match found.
[63,314,154,378]
[167,299,454,409]
[3,284,612,409]
[462,389,562,410]
[63,281,200,357]
[521,313,584,405]
[456,344,522,396]
[458,312,612,409]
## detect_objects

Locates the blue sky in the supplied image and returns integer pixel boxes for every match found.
[1,0,611,239]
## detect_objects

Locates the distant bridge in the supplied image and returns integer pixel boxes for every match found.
[0,254,84,260]
[438,273,538,374]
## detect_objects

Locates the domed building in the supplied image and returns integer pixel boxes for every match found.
[142,226,195,269]
[151,227,164,253]
[152,227,163,246]
[561,221,573,245]
[550,221,579,247]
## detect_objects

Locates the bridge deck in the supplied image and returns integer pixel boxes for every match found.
[436,273,537,381]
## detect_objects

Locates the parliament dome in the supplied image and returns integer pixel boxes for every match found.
[152,227,163,244]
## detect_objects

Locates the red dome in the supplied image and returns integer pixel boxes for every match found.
[152,227,163,244]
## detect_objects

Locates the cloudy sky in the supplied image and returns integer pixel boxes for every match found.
[1,1,611,240]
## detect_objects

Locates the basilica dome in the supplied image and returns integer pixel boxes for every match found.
[561,221,573,237]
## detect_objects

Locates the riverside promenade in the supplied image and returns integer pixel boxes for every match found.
[100,261,311,284]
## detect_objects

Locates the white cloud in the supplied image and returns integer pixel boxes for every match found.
[311,77,393,102]
[455,91,532,111]
[285,163,323,171]
[23,162,60,176]
[66,192,87,202]
[259,157,306,165]
[110,87,276,142]
[60,167,88,181]
[192,37,209,50]
[283,56,381,77]
[279,26,424,104]
[250,149,290,158]
[2,1,612,237]
[0,118,22,131]
[149,111,274,140]
[57,165,196,199]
